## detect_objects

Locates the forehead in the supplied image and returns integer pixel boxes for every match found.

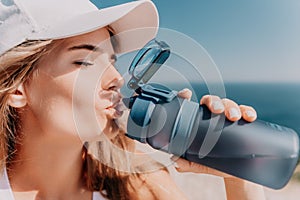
[53,27,113,52]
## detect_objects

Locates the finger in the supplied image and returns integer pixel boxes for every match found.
[177,88,192,101]
[200,95,225,114]
[171,156,232,177]
[171,156,208,173]
[239,105,257,122]
[221,98,242,121]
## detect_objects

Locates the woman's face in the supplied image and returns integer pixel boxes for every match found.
[24,28,124,142]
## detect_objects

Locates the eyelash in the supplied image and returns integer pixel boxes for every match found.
[73,55,117,68]
[73,61,93,67]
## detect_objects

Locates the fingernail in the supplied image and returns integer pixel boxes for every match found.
[245,110,256,118]
[212,101,224,111]
[229,108,240,118]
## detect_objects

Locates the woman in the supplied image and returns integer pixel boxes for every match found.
[0,0,265,199]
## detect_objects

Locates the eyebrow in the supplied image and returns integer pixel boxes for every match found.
[68,44,104,52]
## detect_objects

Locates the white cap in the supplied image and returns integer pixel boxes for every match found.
[0,0,159,55]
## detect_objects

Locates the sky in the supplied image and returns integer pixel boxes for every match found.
[93,0,300,82]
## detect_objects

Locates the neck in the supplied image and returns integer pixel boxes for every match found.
[7,110,91,199]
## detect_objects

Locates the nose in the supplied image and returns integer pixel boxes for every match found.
[101,65,124,91]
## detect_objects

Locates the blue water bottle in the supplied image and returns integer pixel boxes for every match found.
[122,39,300,189]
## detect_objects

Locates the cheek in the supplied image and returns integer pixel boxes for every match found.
[25,72,78,135]
[71,69,109,140]
[26,71,103,140]
[72,92,108,141]
[26,64,114,141]
[71,60,120,140]
[73,88,118,142]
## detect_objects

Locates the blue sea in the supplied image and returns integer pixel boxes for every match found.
[223,83,300,134]
[221,83,300,136]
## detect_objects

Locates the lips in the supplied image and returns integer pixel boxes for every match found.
[99,90,121,108]
[105,97,121,110]
[103,92,126,118]
[106,105,124,119]
[108,100,127,112]
[106,101,120,109]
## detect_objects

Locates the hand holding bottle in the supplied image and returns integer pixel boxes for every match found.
[174,89,257,178]
[175,90,266,200]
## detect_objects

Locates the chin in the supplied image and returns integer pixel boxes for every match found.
[85,119,121,141]
[104,119,123,139]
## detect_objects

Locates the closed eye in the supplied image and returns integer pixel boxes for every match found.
[73,61,94,67]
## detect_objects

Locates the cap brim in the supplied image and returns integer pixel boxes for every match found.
[29,0,159,53]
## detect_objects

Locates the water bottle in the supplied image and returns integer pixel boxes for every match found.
[120,39,300,189]
[122,83,299,189]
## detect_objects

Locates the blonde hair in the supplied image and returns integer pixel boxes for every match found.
[0,40,165,200]
[0,40,53,168]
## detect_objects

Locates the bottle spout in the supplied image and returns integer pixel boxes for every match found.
[122,96,137,109]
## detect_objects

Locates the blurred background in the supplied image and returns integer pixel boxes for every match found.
[95,0,300,199]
